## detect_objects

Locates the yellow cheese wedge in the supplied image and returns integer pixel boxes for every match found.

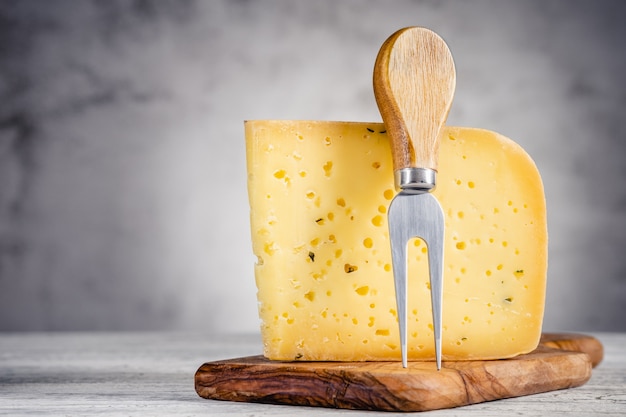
[245,120,547,362]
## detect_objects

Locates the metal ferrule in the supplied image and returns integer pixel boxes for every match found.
[394,168,437,193]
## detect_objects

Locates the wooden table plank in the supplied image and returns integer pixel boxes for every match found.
[0,332,624,416]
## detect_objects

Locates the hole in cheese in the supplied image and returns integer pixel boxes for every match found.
[355,286,369,296]
[371,215,383,227]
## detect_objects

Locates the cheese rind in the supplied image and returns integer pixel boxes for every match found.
[245,120,547,362]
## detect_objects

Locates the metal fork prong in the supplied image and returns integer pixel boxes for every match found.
[423,195,445,370]
[390,225,409,368]
[427,226,444,371]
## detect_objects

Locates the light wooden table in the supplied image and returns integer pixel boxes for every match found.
[0,332,624,416]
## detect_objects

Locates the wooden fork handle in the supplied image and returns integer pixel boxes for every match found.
[373,27,456,172]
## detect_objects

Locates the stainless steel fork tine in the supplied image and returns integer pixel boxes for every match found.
[389,210,409,369]
[425,199,445,371]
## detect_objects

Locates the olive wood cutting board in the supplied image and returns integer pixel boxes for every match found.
[194,333,603,412]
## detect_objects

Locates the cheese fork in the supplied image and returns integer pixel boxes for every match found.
[373,27,456,369]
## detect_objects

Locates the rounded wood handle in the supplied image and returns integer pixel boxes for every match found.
[373,27,456,173]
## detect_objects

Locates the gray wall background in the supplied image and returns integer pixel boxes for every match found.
[0,0,624,333]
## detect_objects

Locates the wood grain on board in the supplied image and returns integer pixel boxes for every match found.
[195,333,602,412]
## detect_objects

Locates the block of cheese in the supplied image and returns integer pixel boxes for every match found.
[245,120,547,362]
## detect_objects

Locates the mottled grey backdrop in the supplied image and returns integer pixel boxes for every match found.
[1,0,624,333]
